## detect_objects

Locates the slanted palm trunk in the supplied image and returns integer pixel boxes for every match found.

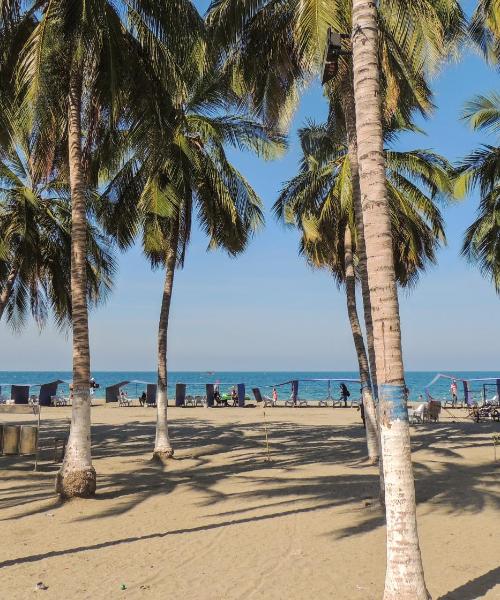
[153,228,178,461]
[343,228,379,463]
[343,85,383,466]
[351,2,428,598]
[56,73,96,499]
[0,265,18,321]
[342,79,384,496]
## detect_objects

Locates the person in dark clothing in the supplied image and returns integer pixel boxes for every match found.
[357,400,366,427]
[340,383,350,407]
[231,387,238,406]
[139,391,147,406]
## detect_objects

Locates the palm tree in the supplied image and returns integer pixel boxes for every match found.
[101,65,285,461]
[14,0,205,497]
[457,92,500,292]
[206,0,464,128]
[0,109,115,329]
[276,120,452,464]
[208,0,463,409]
[350,0,430,596]
[470,0,500,65]
[208,4,463,594]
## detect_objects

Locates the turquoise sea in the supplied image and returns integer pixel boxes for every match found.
[1,371,499,403]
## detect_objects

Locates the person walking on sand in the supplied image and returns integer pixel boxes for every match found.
[340,383,350,407]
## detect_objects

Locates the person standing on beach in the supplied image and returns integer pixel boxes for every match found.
[450,379,458,406]
[272,387,278,405]
[404,384,410,403]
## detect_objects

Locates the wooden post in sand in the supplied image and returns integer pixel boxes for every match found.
[263,409,271,461]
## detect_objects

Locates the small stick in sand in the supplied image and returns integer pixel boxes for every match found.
[263,409,271,461]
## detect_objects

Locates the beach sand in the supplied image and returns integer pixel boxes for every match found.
[0,405,498,600]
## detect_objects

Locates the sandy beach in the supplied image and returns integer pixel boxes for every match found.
[0,405,498,600]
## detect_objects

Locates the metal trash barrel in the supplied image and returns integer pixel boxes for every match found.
[19,425,38,455]
[2,424,20,454]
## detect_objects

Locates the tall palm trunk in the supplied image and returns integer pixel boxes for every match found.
[56,73,96,499]
[0,265,18,321]
[342,79,384,499]
[351,2,428,599]
[153,225,178,461]
[343,228,379,463]
[342,80,377,396]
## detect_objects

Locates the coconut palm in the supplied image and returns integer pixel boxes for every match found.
[101,64,285,460]
[14,0,205,497]
[206,0,464,128]
[206,0,463,399]
[276,120,452,462]
[350,0,430,595]
[0,107,115,329]
[470,0,500,65]
[207,3,463,594]
[457,92,500,292]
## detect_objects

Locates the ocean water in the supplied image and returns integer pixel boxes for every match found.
[1,371,499,403]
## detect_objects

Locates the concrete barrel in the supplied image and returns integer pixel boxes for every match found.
[2,424,20,454]
[19,425,38,455]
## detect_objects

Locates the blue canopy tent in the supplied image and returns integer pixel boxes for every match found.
[0,380,67,405]
[105,381,130,403]
[105,380,157,404]
[175,381,246,407]
[39,380,66,406]
[481,379,500,404]
[271,377,361,405]
[424,373,500,406]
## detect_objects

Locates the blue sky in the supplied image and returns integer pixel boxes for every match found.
[0,1,498,371]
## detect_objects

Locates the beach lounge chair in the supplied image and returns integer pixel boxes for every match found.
[185,395,195,407]
[285,395,308,407]
[50,395,68,407]
[194,395,205,407]
[263,394,277,407]
[318,397,329,406]
[350,396,361,408]
[118,393,132,407]
[409,403,428,424]
[252,388,263,402]
[428,400,441,422]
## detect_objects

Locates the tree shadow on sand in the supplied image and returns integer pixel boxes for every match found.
[0,415,498,542]
[437,566,500,599]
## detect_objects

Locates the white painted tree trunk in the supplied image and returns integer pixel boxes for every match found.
[56,72,96,498]
[351,1,429,597]
[153,228,177,461]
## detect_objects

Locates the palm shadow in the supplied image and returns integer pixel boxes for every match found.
[0,414,498,543]
[437,566,500,599]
